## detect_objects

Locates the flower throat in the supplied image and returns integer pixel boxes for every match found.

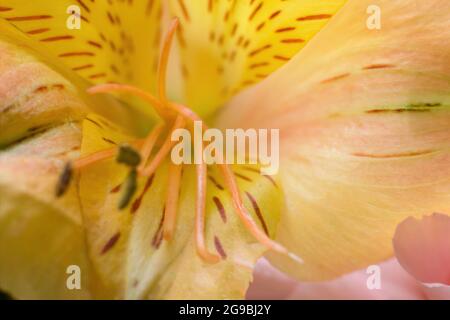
[56,18,302,265]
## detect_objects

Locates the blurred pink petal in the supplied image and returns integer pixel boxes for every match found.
[393,213,450,286]
[248,258,424,300]
[422,284,450,300]
[248,213,450,300]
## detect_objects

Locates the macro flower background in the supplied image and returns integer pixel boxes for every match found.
[0,0,449,300]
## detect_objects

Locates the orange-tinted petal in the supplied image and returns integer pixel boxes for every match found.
[216,0,450,280]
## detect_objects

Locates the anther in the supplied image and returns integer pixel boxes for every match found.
[118,168,138,210]
[116,144,142,167]
[55,162,73,197]
[116,145,141,210]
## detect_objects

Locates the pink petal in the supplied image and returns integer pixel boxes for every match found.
[247,258,424,300]
[393,213,450,286]
[422,284,450,300]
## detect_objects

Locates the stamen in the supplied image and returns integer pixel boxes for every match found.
[116,145,142,210]
[73,147,117,170]
[118,168,138,210]
[72,140,144,170]
[141,115,186,177]
[116,144,142,167]
[169,101,201,122]
[158,18,179,105]
[89,82,199,123]
[195,159,221,263]
[56,141,143,199]
[139,123,164,171]
[55,162,73,197]
[163,162,183,240]
[157,19,220,262]
[88,84,172,120]
[81,17,304,266]
[219,163,304,263]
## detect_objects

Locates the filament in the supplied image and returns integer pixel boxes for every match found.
[163,162,183,241]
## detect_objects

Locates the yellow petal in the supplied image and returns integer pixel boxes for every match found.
[0,35,126,299]
[168,0,347,116]
[0,0,163,93]
[216,0,450,280]
[132,165,281,300]
[0,122,93,299]
[79,116,283,299]
[0,35,94,299]
[0,34,86,147]
[0,20,153,138]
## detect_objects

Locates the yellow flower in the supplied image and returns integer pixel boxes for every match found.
[1,0,448,300]
[0,0,346,299]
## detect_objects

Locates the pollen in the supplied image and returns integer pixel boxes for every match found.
[56,18,303,266]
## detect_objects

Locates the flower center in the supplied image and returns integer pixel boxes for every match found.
[56,18,302,265]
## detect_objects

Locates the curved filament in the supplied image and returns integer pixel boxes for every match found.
[88,84,171,120]
[196,158,221,263]
[141,115,185,177]
[158,18,179,105]
[139,123,164,171]
[163,162,183,240]
[219,164,304,264]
